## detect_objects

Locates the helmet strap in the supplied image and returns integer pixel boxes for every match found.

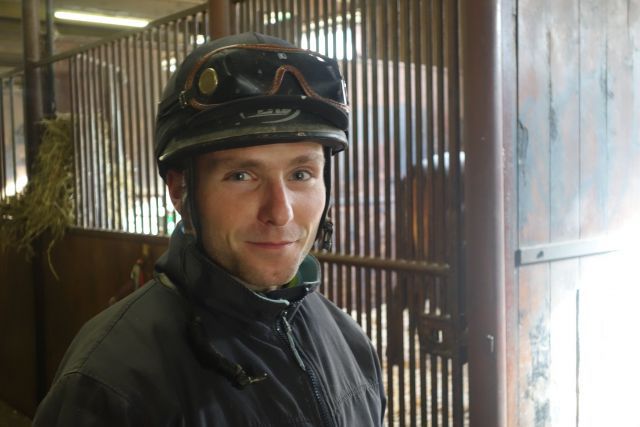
[317,147,334,251]
[186,158,205,252]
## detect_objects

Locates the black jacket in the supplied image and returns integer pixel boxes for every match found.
[33,226,386,426]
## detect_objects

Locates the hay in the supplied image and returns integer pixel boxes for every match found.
[0,115,74,277]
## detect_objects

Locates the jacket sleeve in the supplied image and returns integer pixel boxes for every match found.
[33,372,146,427]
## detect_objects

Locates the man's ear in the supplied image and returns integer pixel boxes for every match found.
[166,169,186,216]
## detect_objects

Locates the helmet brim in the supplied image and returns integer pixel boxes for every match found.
[158,95,348,175]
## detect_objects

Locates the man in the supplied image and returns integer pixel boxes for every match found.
[34,32,386,426]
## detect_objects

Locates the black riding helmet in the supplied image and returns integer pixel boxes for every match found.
[155,32,349,250]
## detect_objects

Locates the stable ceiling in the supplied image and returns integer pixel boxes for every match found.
[0,0,204,74]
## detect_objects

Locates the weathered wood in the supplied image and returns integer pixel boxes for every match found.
[0,248,37,417]
[547,0,580,426]
[517,0,552,423]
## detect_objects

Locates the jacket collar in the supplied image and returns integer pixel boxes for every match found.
[155,223,320,322]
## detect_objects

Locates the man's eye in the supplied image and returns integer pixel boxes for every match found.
[291,170,312,181]
[229,171,251,181]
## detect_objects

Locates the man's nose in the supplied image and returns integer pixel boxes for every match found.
[258,179,294,226]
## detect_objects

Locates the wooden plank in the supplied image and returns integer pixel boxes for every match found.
[579,0,608,239]
[547,0,580,425]
[578,1,640,426]
[605,0,639,232]
[517,0,551,424]
[0,248,37,417]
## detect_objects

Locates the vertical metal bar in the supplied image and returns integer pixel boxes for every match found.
[96,46,107,229]
[105,43,118,230]
[313,0,320,52]
[133,34,144,233]
[8,77,17,197]
[99,45,109,229]
[89,50,101,228]
[114,40,126,232]
[44,0,56,116]
[360,0,372,341]
[370,0,384,368]
[0,80,6,200]
[147,27,159,235]
[98,45,111,229]
[425,1,438,421]
[123,37,134,231]
[304,0,311,49]
[381,0,394,421]
[140,30,152,233]
[209,0,231,39]
[78,55,88,227]
[285,0,293,42]
[444,0,463,424]
[413,0,432,424]
[349,0,361,326]
[155,26,165,235]
[22,0,44,177]
[390,0,407,424]
[91,48,101,228]
[292,0,300,46]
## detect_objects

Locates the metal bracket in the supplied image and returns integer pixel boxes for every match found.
[516,236,620,266]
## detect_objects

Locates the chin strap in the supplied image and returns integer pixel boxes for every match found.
[320,220,333,251]
[317,147,334,251]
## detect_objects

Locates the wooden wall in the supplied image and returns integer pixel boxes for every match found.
[0,229,169,418]
[0,248,36,417]
[512,0,640,425]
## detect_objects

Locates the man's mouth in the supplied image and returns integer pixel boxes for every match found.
[246,241,297,248]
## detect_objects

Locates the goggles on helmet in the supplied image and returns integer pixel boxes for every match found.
[160,44,349,117]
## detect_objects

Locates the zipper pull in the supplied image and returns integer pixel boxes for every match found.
[282,315,306,371]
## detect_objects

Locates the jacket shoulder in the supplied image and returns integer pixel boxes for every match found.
[41,280,188,422]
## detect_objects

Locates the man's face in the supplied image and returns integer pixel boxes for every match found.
[190,142,326,291]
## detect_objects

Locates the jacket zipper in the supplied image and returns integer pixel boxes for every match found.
[276,311,333,427]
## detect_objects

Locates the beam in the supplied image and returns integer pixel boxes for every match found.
[461,0,510,425]
[208,0,231,39]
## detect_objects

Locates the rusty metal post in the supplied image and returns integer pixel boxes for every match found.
[209,0,232,39]
[23,0,48,403]
[461,0,509,425]
[44,0,56,116]
[23,0,44,172]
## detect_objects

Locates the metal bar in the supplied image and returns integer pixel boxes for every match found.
[381,0,394,420]
[78,55,88,227]
[108,42,119,230]
[0,80,5,200]
[33,5,208,68]
[44,0,56,116]
[140,31,151,233]
[155,26,165,235]
[97,46,109,229]
[443,0,465,424]
[516,237,621,266]
[124,37,136,232]
[133,34,144,233]
[22,0,44,177]
[145,27,157,235]
[210,0,231,39]
[9,77,16,198]
[462,0,507,424]
[88,51,99,228]
[113,40,126,232]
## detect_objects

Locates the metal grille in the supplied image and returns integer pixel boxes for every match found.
[233,1,467,425]
[0,73,27,201]
[4,1,467,425]
[63,5,209,234]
